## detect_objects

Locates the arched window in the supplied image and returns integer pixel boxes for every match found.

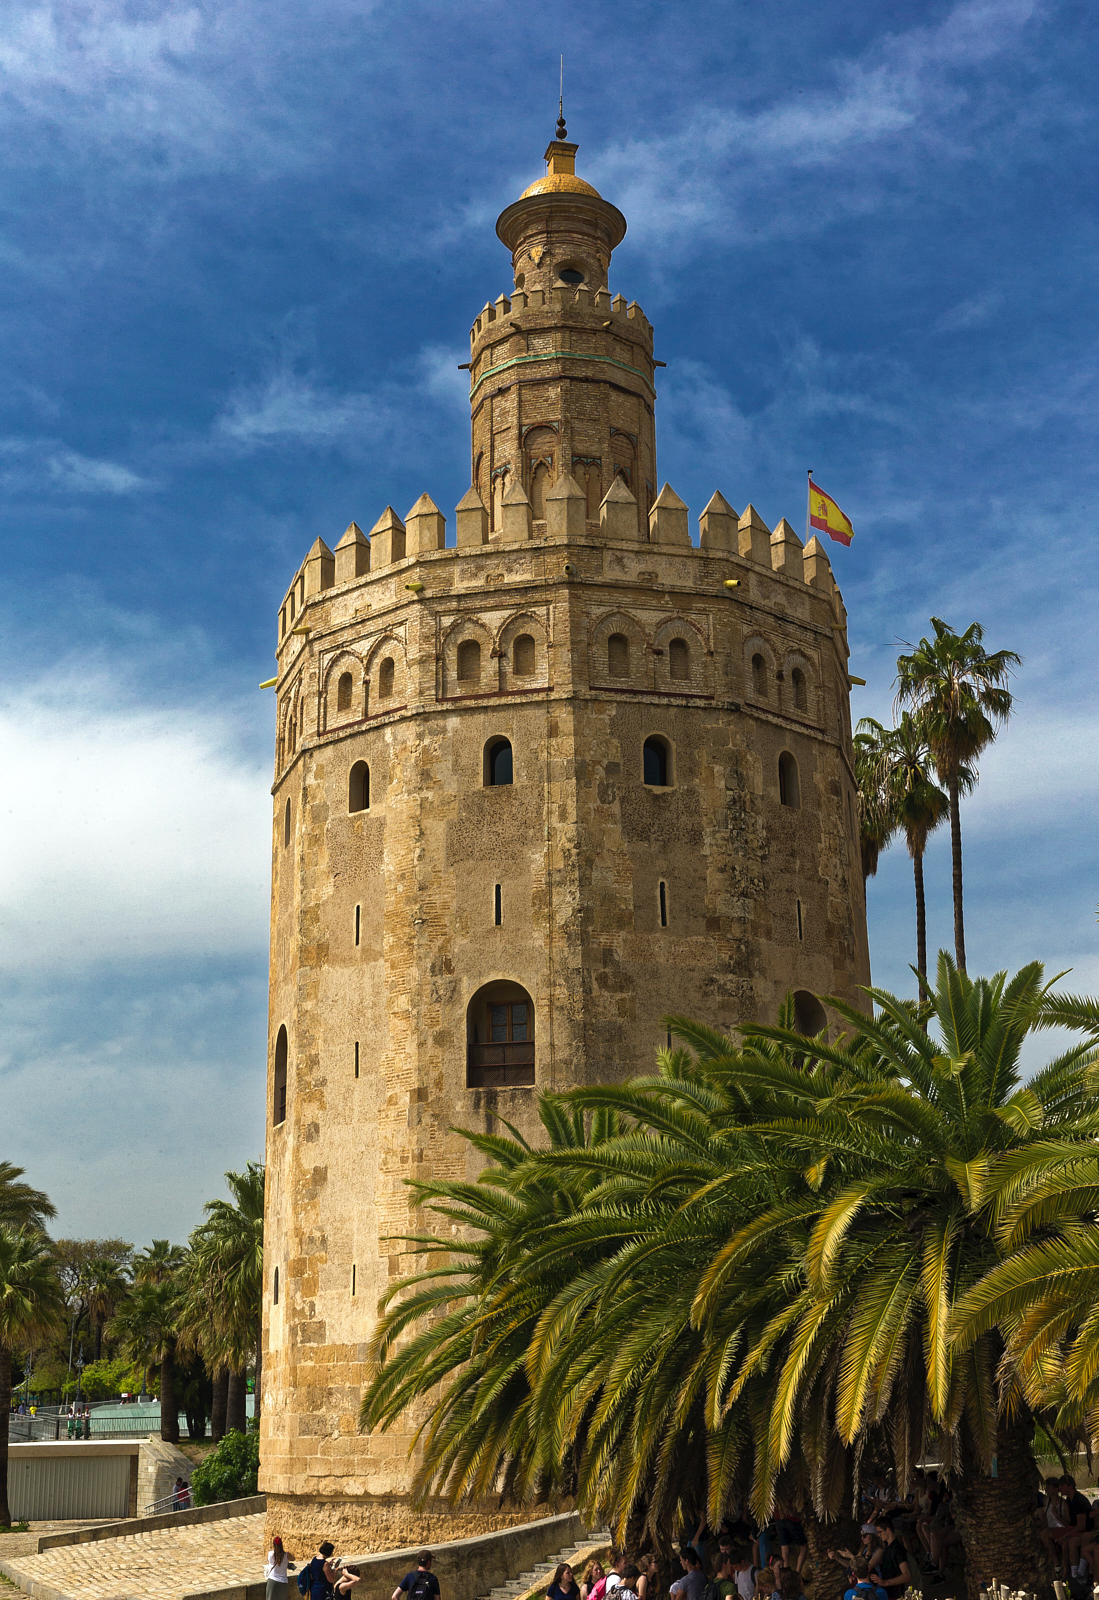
[792,667,807,712]
[273,1025,288,1126]
[283,798,292,848]
[669,638,690,680]
[378,658,395,699]
[643,737,669,787]
[752,653,768,697]
[778,751,800,808]
[349,761,369,813]
[336,672,353,712]
[273,1267,279,1305]
[794,990,827,1038]
[467,980,535,1087]
[485,739,513,787]
[513,634,536,677]
[608,633,629,678]
[457,640,481,684]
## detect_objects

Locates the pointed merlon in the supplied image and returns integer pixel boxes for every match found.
[500,478,532,545]
[455,485,489,549]
[334,521,370,583]
[649,482,690,546]
[699,490,738,553]
[802,534,834,593]
[545,471,586,540]
[738,503,771,565]
[599,475,639,542]
[369,506,406,568]
[405,493,446,556]
[304,536,335,595]
[771,517,804,581]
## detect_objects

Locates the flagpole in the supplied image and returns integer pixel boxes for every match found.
[806,469,813,545]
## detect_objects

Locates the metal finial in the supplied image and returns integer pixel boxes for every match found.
[556,54,566,140]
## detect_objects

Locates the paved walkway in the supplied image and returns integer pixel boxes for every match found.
[0,1511,266,1599]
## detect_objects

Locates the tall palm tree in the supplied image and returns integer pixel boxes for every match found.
[0,1227,66,1526]
[0,1162,56,1233]
[853,719,897,883]
[895,618,1020,970]
[111,1272,185,1442]
[82,1256,130,1362]
[186,1164,264,1432]
[881,711,953,991]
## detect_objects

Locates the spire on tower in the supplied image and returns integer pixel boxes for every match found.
[556,54,567,140]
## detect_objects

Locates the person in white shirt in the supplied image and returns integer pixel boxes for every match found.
[265,1536,295,1598]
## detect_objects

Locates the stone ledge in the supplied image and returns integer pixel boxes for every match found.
[35,1495,266,1552]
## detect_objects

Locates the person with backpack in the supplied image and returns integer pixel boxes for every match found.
[391,1551,441,1600]
[840,1555,886,1600]
[298,1541,339,1599]
[669,1548,706,1600]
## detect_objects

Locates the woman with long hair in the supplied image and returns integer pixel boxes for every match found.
[264,1536,295,1598]
[581,1562,606,1600]
[548,1564,580,1600]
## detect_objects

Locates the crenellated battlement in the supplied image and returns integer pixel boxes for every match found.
[470,285,653,348]
[276,480,848,659]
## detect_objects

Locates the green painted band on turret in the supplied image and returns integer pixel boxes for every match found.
[469,349,656,401]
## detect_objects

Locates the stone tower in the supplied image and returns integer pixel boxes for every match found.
[260,126,871,1556]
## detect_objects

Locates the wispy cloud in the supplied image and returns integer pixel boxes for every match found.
[0,437,146,494]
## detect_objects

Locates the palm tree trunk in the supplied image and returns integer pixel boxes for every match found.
[159,1346,179,1444]
[211,1365,228,1442]
[226,1368,247,1434]
[953,1404,1049,1600]
[94,1316,103,1362]
[913,848,928,997]
[949,773,966,971]
[802,1510,862,1600]
[0,1342,13,1528]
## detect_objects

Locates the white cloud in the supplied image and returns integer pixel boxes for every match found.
[0,437,146,495]
[0,670,271,972]
[575,0,1046,260]
[934,291,1004,332]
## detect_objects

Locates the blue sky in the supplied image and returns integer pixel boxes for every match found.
[1,0,1096,1243]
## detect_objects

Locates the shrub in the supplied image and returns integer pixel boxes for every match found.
[189,1429,260,1505]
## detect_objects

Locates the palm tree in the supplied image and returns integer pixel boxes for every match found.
[853,719,897,882]
[0,1162,56,1233]
[82,1256,130,1362]
[133,1239,187,1285]
[186,1164,264,1433]
[111,1272,185,1442]
[0,1227,66,1526]
[881,711,953,991]
[895,618,1020,970]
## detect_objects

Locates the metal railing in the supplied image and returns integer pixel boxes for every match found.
[140,1490,193,1517]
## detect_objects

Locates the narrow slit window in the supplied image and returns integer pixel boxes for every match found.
[349,761,369,813]
[643,737,669,787]
[273,1025,288,1127]
[337,672,353,712]
[494,884,502,926]
[666,1029,672,1050]
[797,899,804,941]
[752,653,767,697]
[283,797,292,847]
[792,667,807,712]
[354,905,361,946]
[659,881,668,927]
[351,1264,356,1297]
[486,739,513,787]
[354,1041,359,1079]
[378,657,395,699]
[273,1267,279,1305]
[778,751,800,808]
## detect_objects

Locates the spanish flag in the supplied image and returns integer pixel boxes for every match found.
[808,477,854,547]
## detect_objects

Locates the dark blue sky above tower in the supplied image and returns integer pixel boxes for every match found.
[1,0,1096,1238]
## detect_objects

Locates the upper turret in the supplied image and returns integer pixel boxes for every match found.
[495,122,627,299]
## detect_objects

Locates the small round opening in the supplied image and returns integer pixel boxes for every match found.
[558,268,585,286]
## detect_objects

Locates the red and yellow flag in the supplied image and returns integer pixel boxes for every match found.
[808,479,854,547]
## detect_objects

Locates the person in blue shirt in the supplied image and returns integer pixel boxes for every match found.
[841,1556,887,1600]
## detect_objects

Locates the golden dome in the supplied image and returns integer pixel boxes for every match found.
[520,172,602,200]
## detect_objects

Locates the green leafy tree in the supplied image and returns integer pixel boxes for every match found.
[0,1228,66,1526]
[82,1256,131,1362]
[189,1428,259,1505]
[0,1163,56,1233]
[133,1239,187,1285]
[895,618,1020,970]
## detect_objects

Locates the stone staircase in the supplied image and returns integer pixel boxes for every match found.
[476,1531,613,1600]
